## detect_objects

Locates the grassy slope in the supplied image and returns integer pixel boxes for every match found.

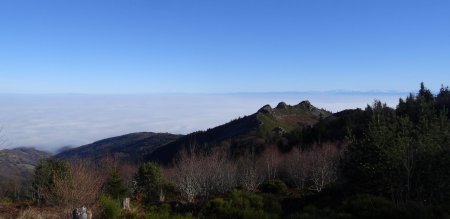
[0,148,51,183]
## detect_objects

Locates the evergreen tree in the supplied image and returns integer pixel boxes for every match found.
[105,169,128,200]
[135,162,166,203]
[32,158,70,204]
[436,85,450,116]
[344,83,450,204]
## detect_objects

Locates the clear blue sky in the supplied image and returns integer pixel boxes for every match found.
[0,0,449,94]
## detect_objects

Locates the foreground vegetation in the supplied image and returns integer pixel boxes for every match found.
[1,83,450,218]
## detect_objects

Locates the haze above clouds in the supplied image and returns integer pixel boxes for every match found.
[0,93,406,152]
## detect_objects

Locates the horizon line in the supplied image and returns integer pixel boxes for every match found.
[0,90,414,96]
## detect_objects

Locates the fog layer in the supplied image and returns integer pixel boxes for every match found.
[0,93,405,151]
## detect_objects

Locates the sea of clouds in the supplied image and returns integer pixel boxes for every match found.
[0,93,407,152]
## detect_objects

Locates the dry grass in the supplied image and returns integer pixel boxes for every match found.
[16,208,60,219]
[0,207,63,219]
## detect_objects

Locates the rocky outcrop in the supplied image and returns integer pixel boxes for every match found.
[297,100,313,111]
[258,104,273,114]
[276,102,288,109]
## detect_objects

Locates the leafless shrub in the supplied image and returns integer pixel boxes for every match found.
[283,143,342,192]
[200,150,237,196]
[261,146,282,181]
[236,150,265,192]
[283,147,309,190]
[167,150,202,203]
[307,143,340,192]
[167,148,238,203]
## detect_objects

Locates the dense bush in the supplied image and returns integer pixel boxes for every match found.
[344,194,450,219]
[135,162,166,203]
[201,190,282,219]
[100,195,121,219]
[32,158,70,204]
[259,179,288,194]
[105,169,128,200]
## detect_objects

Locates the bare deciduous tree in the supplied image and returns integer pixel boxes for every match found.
[307,143,340,192]
[236,150,265,192]
[167,148,238,203]
[261,146,282,181]
[283,143,342,192]
[200,150,237,196]
[284,147,309,190]
[168,150,202,203]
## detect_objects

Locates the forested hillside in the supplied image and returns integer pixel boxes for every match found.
[56,132,182,163]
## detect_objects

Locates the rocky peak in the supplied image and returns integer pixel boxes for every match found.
[258,104,273,114]
[276,102,288,109]
[297,100,313,111]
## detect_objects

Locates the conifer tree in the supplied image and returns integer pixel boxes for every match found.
[135,162,165,203]
[105,169,128,200]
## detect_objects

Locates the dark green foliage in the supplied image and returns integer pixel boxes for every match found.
[345,194,400,218]
[287,108,371,149]
[140,203,196,219]
[343,83,450,204]
[144,204,171,218]
[342,194,450,219]
[32,158,70,204]
[100,195,122,219]
[343,101,398,195]
[259,179,288,194]
[283,190,449,219]
[201,190,282,219]
[287,204,352,219]
[105,169,128,200]
[135,162,166,203]
[436,85,450,116]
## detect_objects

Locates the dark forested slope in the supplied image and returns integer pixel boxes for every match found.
[56,132,182,163]
[145,101,331,164]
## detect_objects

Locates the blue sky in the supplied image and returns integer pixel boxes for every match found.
[0,0,449,94]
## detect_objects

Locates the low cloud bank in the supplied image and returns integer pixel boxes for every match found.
[0,93,405,152]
